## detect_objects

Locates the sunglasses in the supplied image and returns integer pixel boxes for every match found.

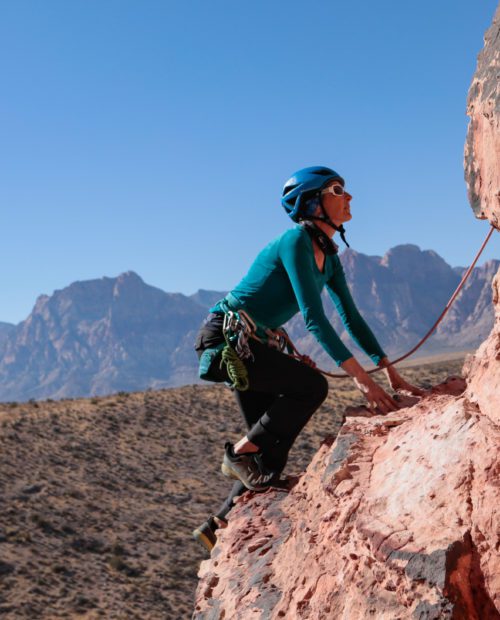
[321,183,345,197]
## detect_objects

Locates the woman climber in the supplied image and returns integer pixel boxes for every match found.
[192,165,423,552]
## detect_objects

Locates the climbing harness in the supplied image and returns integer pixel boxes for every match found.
[219,224,497,385]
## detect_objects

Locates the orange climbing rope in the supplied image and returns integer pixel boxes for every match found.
[280,224,497,379]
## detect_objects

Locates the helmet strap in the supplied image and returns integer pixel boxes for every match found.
[301,221,339,255]
[309,199,350,248]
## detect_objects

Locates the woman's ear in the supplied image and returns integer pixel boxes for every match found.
[313,202,323,217]
[303,195,322,218]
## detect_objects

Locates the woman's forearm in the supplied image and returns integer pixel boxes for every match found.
[340,356,371,383]
[377,356,398,378]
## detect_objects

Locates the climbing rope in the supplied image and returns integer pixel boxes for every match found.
[220,341,249,391]
[279,224,497,379]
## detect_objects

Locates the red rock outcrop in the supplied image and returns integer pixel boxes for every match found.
[463,2,500,429]
[463,268,500,427]
[194,8,500,619]
[464,4,500,224]
[194,376,499,619]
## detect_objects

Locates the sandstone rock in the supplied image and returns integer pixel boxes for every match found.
[463,268,500,426]
[464,4,500,225]
[462,2,500,430]
[194,381,499,619]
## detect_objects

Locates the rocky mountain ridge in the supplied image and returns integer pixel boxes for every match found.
[0,247,498,402]
[0,322,15,349]
[287,247,499,368]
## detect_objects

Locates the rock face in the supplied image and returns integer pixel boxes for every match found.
[193,8,500,619]
[463,268,500,428]
[464,4,500,224]
[463,1,500,430]
[194,380,499,619]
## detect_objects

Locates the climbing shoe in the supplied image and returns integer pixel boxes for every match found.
[192,516,219,553]
[221,442,279,492]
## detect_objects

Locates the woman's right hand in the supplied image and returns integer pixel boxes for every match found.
[353,376,400,414]
[341,356,400,415]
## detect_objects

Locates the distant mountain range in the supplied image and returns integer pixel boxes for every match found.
[285,245,499,370]
[0,244,498,402]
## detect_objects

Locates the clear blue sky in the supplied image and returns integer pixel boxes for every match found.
[2,0,498,324]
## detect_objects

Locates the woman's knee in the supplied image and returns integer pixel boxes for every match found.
[317,372,329,402]
[303,369,329,405]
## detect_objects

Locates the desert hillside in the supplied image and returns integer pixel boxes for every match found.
[0,358,463,619]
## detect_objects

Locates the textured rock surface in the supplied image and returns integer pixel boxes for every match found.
[194,378,500,619]
[464,4,500,224]
[463,269,500,426]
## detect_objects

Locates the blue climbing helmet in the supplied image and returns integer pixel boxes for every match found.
[281,166,350,246]
[281,166,345,221]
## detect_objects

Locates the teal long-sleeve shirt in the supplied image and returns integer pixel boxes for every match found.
[211,225,386,366]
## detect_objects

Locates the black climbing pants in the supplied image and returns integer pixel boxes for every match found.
[195,313,329,522]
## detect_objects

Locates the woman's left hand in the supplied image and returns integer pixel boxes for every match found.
[388,372,425,396]
[379,358,425,396]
